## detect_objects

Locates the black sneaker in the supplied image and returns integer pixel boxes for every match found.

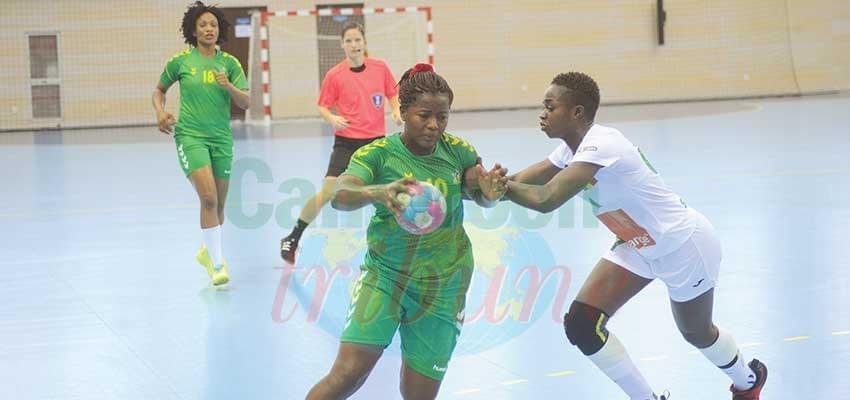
[280,235,298,264]
[730,359,767,400]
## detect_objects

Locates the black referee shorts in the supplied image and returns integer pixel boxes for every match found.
[325,135,384,177]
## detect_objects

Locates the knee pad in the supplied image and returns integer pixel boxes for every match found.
[563,301,610,355]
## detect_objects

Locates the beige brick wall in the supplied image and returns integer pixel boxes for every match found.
[832,0,850,89]
[1,0,847,130]
[787,0,842,92]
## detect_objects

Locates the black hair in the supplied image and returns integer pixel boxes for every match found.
[398,66,454,113]
[551,72,600,121]
[180,1,230,47]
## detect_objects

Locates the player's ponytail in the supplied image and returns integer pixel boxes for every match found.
[398,63,452,112]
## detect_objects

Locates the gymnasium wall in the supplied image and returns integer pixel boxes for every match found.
[1,0,848,130]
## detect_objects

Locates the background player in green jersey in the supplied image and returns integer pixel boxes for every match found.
[151,1,249,286]
[304,64,507,400]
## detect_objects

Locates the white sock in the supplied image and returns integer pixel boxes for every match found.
[202,225,223,267]
[588,334,656,400]
[699,328,756,391]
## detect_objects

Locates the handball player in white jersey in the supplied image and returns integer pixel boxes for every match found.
[500,72,767,400]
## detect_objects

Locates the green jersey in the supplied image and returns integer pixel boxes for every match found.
[159,48,248,144]
[343,132,480,285]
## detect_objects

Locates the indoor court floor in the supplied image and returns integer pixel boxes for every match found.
[1,93,849,399]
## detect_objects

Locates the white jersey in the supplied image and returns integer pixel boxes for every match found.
[548,124,696,259]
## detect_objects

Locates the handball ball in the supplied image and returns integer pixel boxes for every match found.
[395,181,447,235]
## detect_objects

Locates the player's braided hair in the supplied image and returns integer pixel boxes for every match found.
[398,64,454,113]
[181,1,230,47]
[551,72,600,121]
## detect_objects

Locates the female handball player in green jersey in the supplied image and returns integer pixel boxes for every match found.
[152,2,249,286]
[305,63,507,400]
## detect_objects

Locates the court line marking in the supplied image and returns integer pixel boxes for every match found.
[0,251,147,267]
[0,203,199,218]
[4,167,850,219]
[451,331,848,397]
[0,199,270,219]
[664,167,850,186]
[690,341,763,355]
[546,370,576,378]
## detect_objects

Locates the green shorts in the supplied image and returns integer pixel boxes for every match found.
[340,266,471,381]
[174,135,233,179]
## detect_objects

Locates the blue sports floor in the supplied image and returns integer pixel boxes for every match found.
[2,93,849,399]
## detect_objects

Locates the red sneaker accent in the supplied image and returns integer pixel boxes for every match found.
[730,359,767,400]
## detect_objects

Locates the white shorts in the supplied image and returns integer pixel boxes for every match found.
[602,211,722,302]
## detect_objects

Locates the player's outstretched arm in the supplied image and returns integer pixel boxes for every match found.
[463,163,507,208]
[508,158,562,185]
[332,175,413,214]
[506,161,599,213]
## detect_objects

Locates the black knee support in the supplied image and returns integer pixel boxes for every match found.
[563,301,610,355]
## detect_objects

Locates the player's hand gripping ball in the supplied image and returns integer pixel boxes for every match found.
[395,181,447,235]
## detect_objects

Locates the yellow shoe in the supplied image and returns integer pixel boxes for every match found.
[212,261,229,286]
[196,245,216,279]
